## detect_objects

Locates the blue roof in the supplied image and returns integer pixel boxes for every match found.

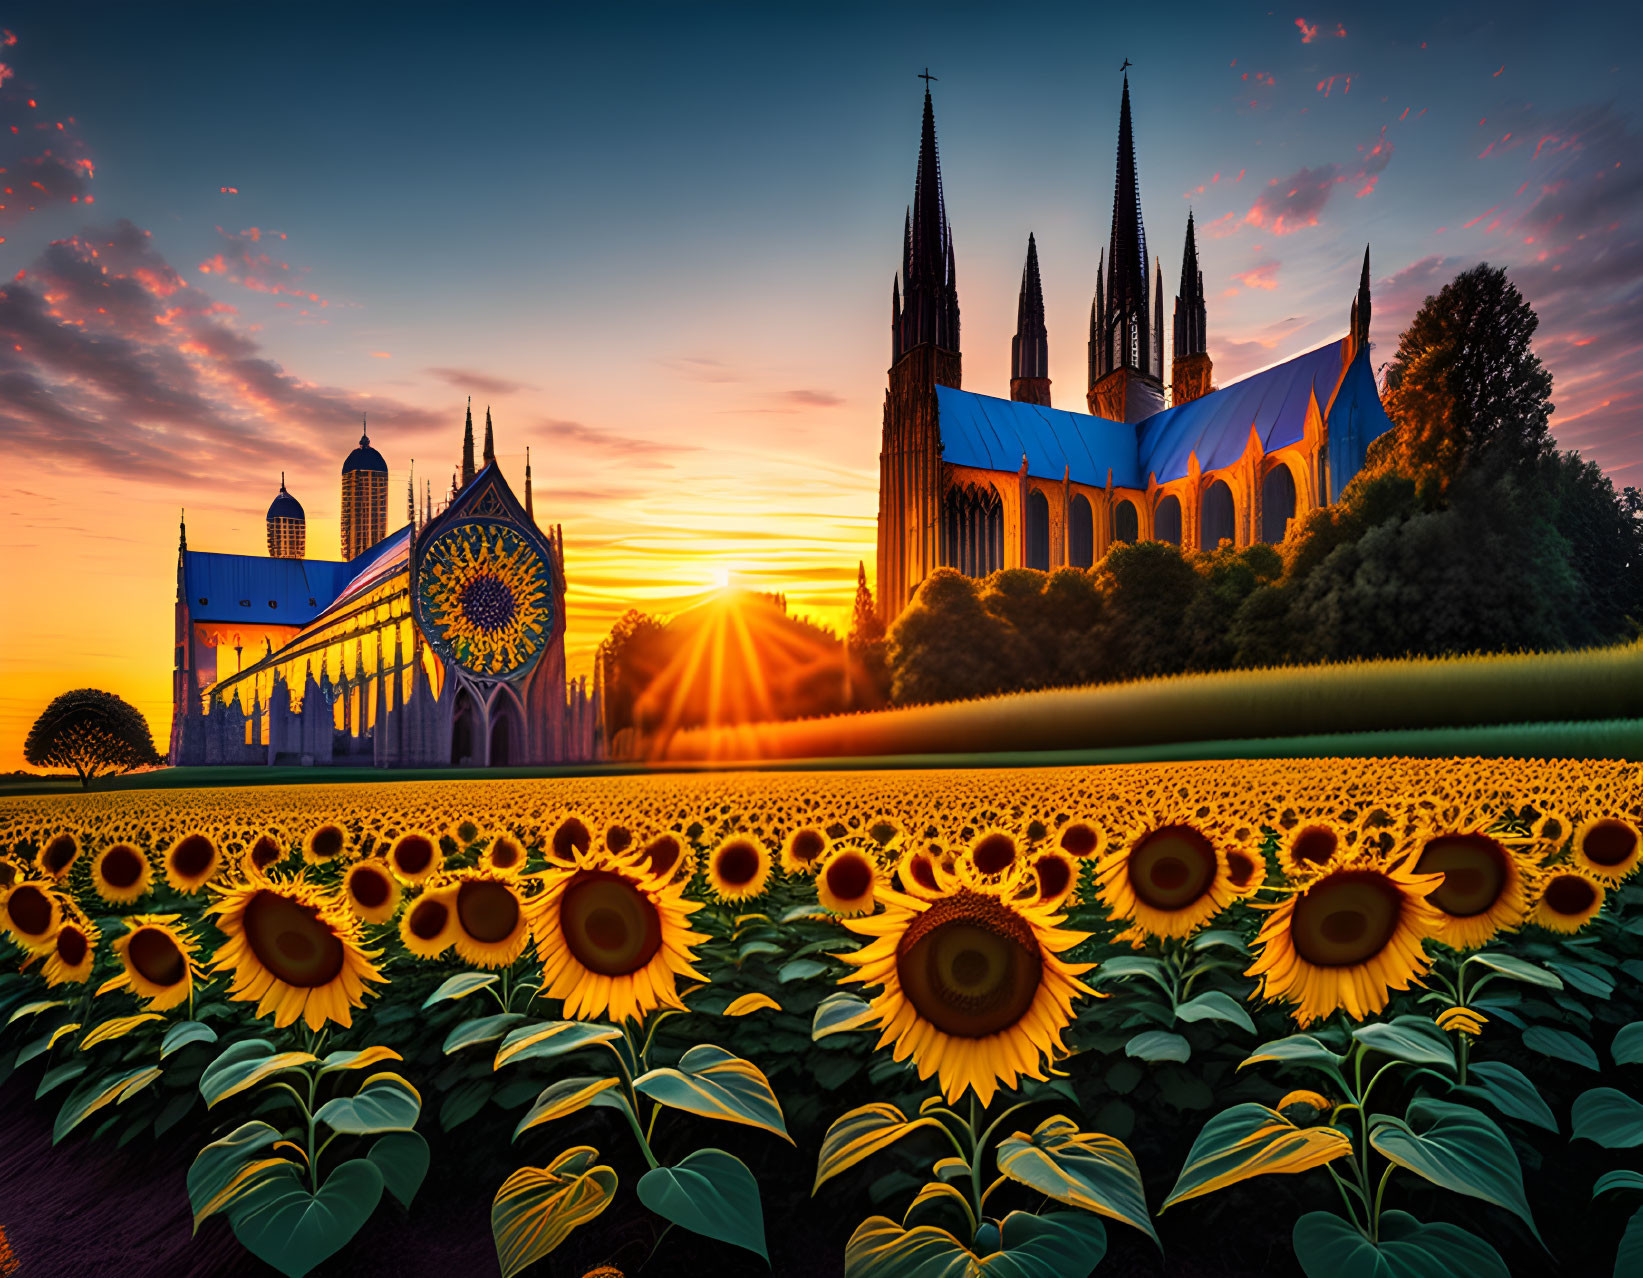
[182,525,412,626]
[935,386,1144,488]
[266,489,305,521]
[343,434,388,474]
[934,338,1393,493]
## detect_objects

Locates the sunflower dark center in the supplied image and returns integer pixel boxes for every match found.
[1291,871,1402,967]
[1226,850,1257,888]
[644,835,681,878]
[1129,826,1217,911]
[896,890,1043,1039]
[101,844,144,888]
[972,833,1017,876]
[1544,874,1598,915]
[0,863,15,889]
[825,853,873,902]
[910,855,939,892]
[6,885,52,936]
[553,818,591,861]
[490,838,522,868]
[43,835,77,874]
[244,890,344,988]
[790,829,826,864]
[129,927,186,987]
[56,926,88,967]
[1059,824,1099,858]
[1035,856,1071,900]
[460,574,516,632]
[457,880,520,943]
[1415,835,1508,917]
[351,868,391,909]
[393,835,435,875]
[560,870,662,976]
[171,834,215,879]
[1292,827,1338,867]
[251,835,283,869]
[310,825,346,859]
[1583,820,1638,867]
[605,826,634,854]
[715,841,760,887]
[408,897,449,940]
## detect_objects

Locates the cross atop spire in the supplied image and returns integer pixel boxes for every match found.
[1120,57,1132,73]
[918,67,937,88]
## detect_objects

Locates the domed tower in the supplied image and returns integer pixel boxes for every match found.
[266,474,306,559]
[341,421,388,559]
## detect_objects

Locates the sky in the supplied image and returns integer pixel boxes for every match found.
[0,1,1638,770]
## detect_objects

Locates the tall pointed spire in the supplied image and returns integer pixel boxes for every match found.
[524,446,534,520]
[1010,233,1051,405]
[1171,211,1213,406]
[1352,244,1372,349]
[1153,258,1165,380]
[179,508,187,552]
[407,458,416,530]
[483,406,495,466]
[460,397,476,485]
[892,80,960,363]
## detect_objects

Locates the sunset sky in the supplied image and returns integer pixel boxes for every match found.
[0,2,1638,769]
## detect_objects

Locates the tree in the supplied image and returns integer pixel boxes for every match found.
[1092,540,1201,680]
[24,689,162,789]
[596,610,668,740]
[1376,263,1554,496]
[846,561,891,705]
[888,569,1032,705]
[847,562,885,649]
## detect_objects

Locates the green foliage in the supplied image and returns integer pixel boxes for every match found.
[1292,1209,1511,1278]
[637,1148,770,1261]
[844,1209,1108,1278]
[23,687,163,788]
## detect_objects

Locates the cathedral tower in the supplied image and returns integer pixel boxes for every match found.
[266,475,306,559]
[1010,233,1051,406]
[878,78,961,619]
[1088,73,1165,424]
[341,422,388,559]
[1171,211,1213,406]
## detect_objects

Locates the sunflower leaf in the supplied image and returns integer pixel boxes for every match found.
[815,1103,944,1193]
[491,1146,618,1278]
[1163,1103,1352,1210]
[1464,952,1562,989]
[161,1020,219,1059]
[634,1044,792,1143]
[1291,1209,1510,1278]
[1126,1031,1191,1063]
[1093,956,1173,995]
[1571,1088,1643,1148]
[200,1040,318,1108]
[1239,1034,1347,1073]
[229,1157,385,1278]
[366,1131,430,1209]
[420,972,499,1008]
[54,1066,164,1144]
[512,1075,622,1140]
[1544,960,1613,1000]
[1620,1207,1643,1278]
[843,1209,1107,1278]
[637,1148,768,1262]
[812,992,878,1040]
[1594,1170,1643,1198]
[313,1071,421,1135]
[995,1114,1159,1248]
[443,1012,528,1054]
[1368,1099,1539,1243]
[317,1045,402,1076]
[1352,1017,1456,1071]
[1173,991,1256,1034]
[1612,1022,1643,1066]
[79,1012,167,1051]
[1453,1061,1558,1134]
[722,992,782,1016]
[187,1119,286,1229]
[493,1020,623,1071]
[1522,1025,1600,1071]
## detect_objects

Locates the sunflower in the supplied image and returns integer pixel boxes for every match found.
[548,814,595,865]
[894,844,948,901]
[399,887,457,958]
[484,833,528,877]
[1028,850,1078,909]
[817,847,879,916]
[640,833,689,885]
[782,827,830,875]
[707,835,771,902]
[43,913,99,986]
[208,876,384,1030]
[968,830,1020,878]
[98,916,200,1012]
[839,879,1095,1106]
[602,823,637,856]
[164,831,222,894]
[92,842,153,904]
[1224,844,1268,897]
[37,832,80,879]
[1094,821,1237,940]
[529,846,708,1023]
[448,871,532,968]
[0,855,22,890]
[1569,817,1641,883]
[1528,871,1605,934]
[343,860,403,924]
[1411,830,1529,951]
[2,880,64,953]
[303,823,351,865]
[1280,821,1350,878]
[248,834,287,873]
[1245,855,1442,1026]
[387,832,443,885]
[1056,821,1104,861]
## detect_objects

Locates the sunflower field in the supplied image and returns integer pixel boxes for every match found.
[1,758,1641,1278]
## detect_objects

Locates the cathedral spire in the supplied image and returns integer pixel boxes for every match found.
[460,398,476,485]
[525,446,533,519]
[893,79,960,363]
[1153,257,1165,380]
[483,406,495,467]
[178,508,187,552]
[1010,233,1051,405]
[1351,244,1372,350]
[1171,211,1213,406]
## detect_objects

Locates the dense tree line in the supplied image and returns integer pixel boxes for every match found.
[886,265,1643,706]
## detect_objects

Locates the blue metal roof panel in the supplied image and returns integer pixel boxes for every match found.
[315,525,412,620]
[182,553,356,625]
[935,386,1144,489]
[1324,346,1397,501]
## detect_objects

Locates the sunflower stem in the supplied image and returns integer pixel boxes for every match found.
[1370,1162,1396,1240]
[305,1066,321,1192]
[967,1094,985,1234]
[1324,1165,1368,1235]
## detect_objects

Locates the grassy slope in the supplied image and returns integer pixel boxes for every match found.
[659,641,1643,762]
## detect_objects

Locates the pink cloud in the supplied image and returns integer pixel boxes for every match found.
[196,226,327,314]
[1295,17,1346,42]
[1232,261,1281,291]
[1243,126,1393,234]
